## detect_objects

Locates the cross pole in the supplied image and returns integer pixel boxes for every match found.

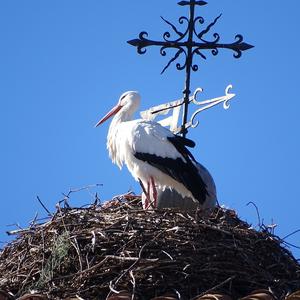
[128,0,254,137]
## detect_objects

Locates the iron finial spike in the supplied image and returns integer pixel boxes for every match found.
[178,1,208,6]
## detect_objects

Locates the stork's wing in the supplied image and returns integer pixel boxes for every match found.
[131,121,208,204]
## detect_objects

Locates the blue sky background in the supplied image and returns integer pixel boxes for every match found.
[0,1,299,258]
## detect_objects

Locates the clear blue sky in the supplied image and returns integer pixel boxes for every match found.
[0,1,299,258]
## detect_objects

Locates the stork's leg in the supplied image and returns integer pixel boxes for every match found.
[150,176,158,208]
[138,178,150,209]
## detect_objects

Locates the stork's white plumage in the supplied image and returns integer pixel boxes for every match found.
[95,91,208,209]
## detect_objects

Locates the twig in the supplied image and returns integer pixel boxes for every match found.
[282,240,300,250]
[65,184,103,200]
[6,228,35,236]
[109,281,120,294]
[93,192,100,206]
[282,229,300,240]
[7,223,23,229]
[130,270,136,300]
[29,212,39,227]
[105,256,158,263]
[198,223,233,236]
[71,238,83,273]
[37,196,53,216]
[41,228,45,275]
[161,250,174,260]
[246,201,261,228]
[191,276,236,300]
[58,184,103,209]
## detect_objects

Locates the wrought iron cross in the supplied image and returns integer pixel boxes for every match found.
[128,0,254,137]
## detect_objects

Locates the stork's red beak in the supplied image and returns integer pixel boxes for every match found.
[94,104,122,127]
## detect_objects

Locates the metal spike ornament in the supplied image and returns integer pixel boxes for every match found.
[128,0,254,137]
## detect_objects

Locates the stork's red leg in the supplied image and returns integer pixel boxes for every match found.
[150,176,157,208]
[147,179,153,209]
[138,178,150,209]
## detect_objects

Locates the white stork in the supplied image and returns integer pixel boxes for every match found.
[95,91,210,209]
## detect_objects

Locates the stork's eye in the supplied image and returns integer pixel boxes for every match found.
[119,94,127,104]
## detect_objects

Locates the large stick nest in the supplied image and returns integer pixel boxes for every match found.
[0,196,299,300]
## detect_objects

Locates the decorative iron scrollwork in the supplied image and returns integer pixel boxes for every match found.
[188,85,235,129]
[140,85,236,134]
[128,2,253,74]
[128,0,253,137]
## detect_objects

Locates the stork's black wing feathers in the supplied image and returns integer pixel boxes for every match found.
[134,135,208,204]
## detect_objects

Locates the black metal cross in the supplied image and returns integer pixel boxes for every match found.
[128,0,254,137]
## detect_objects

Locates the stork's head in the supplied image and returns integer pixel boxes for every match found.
[95,91,141,127]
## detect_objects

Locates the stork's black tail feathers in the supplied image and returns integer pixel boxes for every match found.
[172,135,196,148]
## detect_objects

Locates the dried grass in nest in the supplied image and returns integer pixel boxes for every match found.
[0,196,299,300]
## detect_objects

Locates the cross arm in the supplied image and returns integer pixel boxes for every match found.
[128,33,254,58]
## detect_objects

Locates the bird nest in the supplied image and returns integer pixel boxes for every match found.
[0,196,299,300]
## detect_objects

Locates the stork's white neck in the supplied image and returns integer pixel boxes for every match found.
[113,106,134,124]
[106,105,137,169]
